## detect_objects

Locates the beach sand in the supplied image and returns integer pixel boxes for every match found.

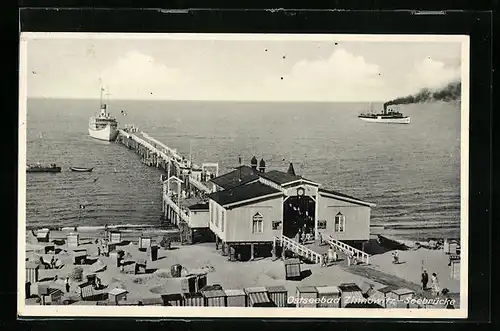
[24,230,460,309]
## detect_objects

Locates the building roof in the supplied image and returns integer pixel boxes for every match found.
[259,170,303,185]
[210,165,260,190]
[207,181,281,207]
[318,188,375,207]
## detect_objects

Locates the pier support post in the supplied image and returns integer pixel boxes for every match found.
[250,243,255,261]
[272,238,276,259]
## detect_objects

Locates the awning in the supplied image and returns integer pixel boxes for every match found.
[248,292,271,306]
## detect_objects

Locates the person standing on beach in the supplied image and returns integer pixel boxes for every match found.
[431,273,440,296]
[65,277,70,293]
[421,270,429,290]
[50,256,56,269]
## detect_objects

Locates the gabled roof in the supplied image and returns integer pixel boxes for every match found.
[319,188,375,207]
[210,165,260,190]
[207,181,281,207]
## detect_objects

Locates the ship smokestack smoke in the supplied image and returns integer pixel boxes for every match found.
[384,81,461,109]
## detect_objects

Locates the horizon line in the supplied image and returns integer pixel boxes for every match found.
[26,97,390,103]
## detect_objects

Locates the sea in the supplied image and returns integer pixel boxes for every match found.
[25,99,462,241]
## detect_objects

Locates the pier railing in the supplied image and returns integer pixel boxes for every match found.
[119,129,172,162]
[163,193,190,224]
[278,235,324,265]
[327,235,370,264]
[188,177,212,193]
[140,132,181,161]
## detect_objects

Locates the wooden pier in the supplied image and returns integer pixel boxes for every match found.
[116,126,217,241]
[115,125,374,261]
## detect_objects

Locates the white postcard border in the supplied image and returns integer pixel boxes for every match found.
[18,32,470,319]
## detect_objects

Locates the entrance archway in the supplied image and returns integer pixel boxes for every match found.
[282,195,315,239]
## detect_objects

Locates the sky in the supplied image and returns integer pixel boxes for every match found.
[24,34,465,102]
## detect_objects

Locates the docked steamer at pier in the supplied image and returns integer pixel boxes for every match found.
[88,86,118,142]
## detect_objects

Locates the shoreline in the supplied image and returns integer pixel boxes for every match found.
[26,223,461,244]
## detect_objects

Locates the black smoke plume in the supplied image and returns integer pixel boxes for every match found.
[384,81,461,110]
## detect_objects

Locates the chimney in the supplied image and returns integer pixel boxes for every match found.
[259,158,266,173]
[250,156,258,170]
[287,162,296,176]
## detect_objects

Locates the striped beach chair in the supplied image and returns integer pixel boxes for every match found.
[79,282,95,300]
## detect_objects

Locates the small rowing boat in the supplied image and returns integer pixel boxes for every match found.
[70,167,94,172]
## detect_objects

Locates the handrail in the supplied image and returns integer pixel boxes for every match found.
[121,131,172,162]
[278,235,324,265]
[140,132,181,160]
[327,235,370,264]
[188,176,211,193]
[163,193,190,223]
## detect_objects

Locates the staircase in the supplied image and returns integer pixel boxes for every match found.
[326,235,370,265]
[277,235,324,265]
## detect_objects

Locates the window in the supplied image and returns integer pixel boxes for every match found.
[272,221,282,230]
[221,210,225,232]
[334,213,345,232]
[317,220,327,230]
[252,213,264,233]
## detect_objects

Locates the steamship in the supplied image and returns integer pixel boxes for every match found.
[358,104,411,124]
[88,86,118,141]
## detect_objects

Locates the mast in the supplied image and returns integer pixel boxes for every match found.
[189,139,192,168]
[99,78,104,109]
[100,86,103,107]
[105,85,111,112]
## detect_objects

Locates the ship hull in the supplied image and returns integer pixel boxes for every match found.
[70,167,94,172]
[359,116,411,124]
[27,167,61,173]
[89,124,118,141]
